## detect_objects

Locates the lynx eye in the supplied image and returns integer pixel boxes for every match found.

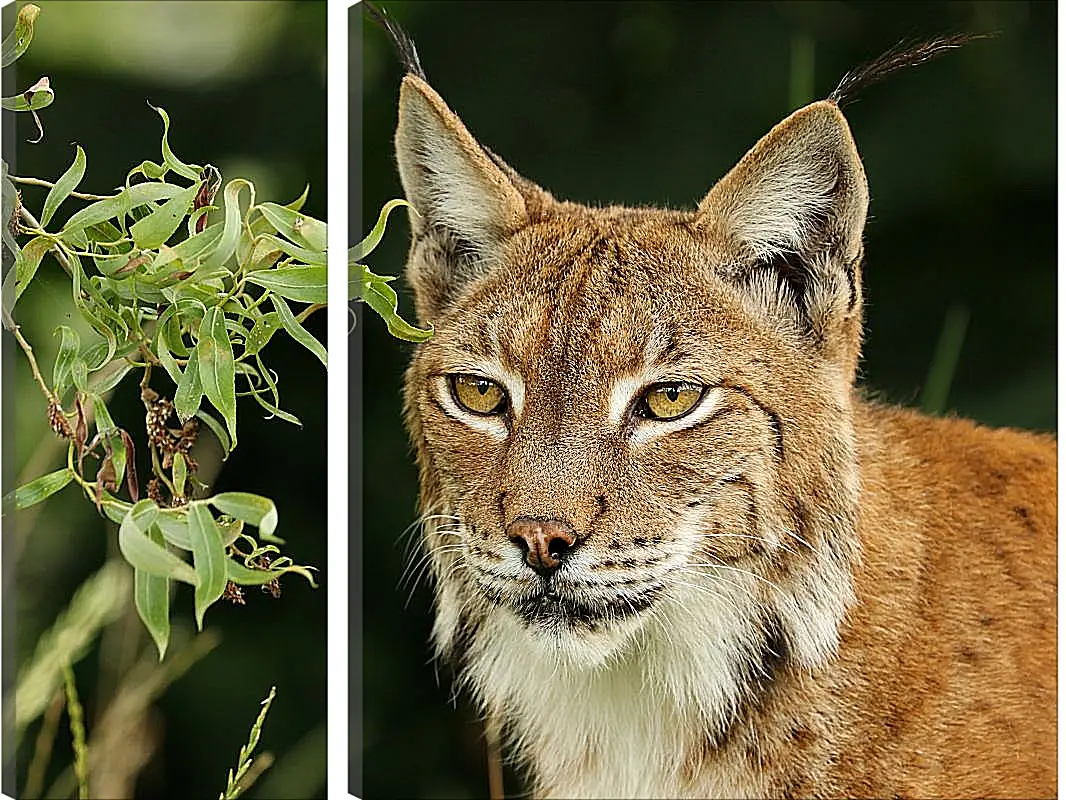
[640,383,704,421]
[450,374,508,416]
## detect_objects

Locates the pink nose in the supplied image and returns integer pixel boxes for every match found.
[507,517,578,573]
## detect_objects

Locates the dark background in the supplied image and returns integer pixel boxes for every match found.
[6,2,327,798]
[359,2,1055,798]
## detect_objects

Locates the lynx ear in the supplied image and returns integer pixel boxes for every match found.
[697,101,869,372]
[395,75,530,319]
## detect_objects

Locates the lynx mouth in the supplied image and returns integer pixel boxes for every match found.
[510,578,660,630]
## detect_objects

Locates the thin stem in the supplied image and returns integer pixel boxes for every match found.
[9,174,112,200]
[294,303,325,324]
[9,323,53,400]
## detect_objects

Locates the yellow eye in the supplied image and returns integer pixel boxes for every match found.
[450,374,508,415]
[641,383,703,421]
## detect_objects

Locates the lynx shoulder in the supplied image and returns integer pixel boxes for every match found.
[379,12,1056,798]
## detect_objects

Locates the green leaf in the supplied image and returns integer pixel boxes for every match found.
[251,232,326,266]
[118,500,198,586]
[134,525,171,660]
[155,512,191,550]
[40,145,86,227]
[195,409,231,457]
[91,393,115,435]
[352,198,410,261]
[129,183,198,249]
[152,221,222,271]
[156,325,182,386]
[1,75,53,111]
[1,3,39,68]
[196,306,237,450]
[361,265,434,342]
[284,184,309,212]
[173,453,187,498]
[127,159,166,183]
[245,352,301,426]
[13,235,50,302]
[51,325,80,398]
[174,346,203,422]
[150,104,200,181]
[245,265,327,304]
[257,202,327,252]
[226,558,317,588]
[208,493,279,541]
[4,468,72,512]
[187,503,227,630]
[62,182,182,235]
[270,294,326,368]
[243,312,282,356]
[198,179,251,273]
[87,359,133,395]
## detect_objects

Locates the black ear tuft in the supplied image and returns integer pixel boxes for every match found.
[364,1,427,80]
[828,33,991,107]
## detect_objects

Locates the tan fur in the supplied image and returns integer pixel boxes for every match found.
[394,66,1055,799]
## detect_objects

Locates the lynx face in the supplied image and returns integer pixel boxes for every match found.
[400,74,868,674]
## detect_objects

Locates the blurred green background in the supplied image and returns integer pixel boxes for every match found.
[358,1,1055,798]
[5,2,327,798]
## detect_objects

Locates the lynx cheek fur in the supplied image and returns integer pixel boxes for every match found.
[387,25,1056,799]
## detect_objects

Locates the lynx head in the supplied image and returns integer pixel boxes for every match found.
[396,69,869,686]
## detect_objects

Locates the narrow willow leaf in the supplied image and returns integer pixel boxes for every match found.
[174,348,203,422]
[283,184,309,212]
[71,358,88,392]
[208,493,279,539]
[172,453,187,498]
[62,182,182,235]
[118,500,198,585]
[40,145,86,227]
[195,409,230,457]
[90,394,115,434]
[51,325,80,398]
[247,353,301,426]
[1,75,53,111]
[1,3,39,68]
[257,202,327,252]
[150,104,200,181]
[270,294,326,368]
[14,235,52,302]
[130,183,197,250]
[134,525,171,660]
[187,503,227,630]
[196,306,237,449]
[226,558,317,588]
[152,221,222,270]
[156,512,191,550]
[252,232,326,266]
[352,198,410,261]
[4,468,72,512]
[243,312,282,356]
[87,358,133,396]
[361,266,434,342]
[198,179,251,273]
[127,159,166,183]
[155,326,182,386]
[245,265,327,304]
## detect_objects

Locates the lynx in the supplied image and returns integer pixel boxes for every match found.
[378,11,1056,798]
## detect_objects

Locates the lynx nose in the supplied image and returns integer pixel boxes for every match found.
[507,516,577,573]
